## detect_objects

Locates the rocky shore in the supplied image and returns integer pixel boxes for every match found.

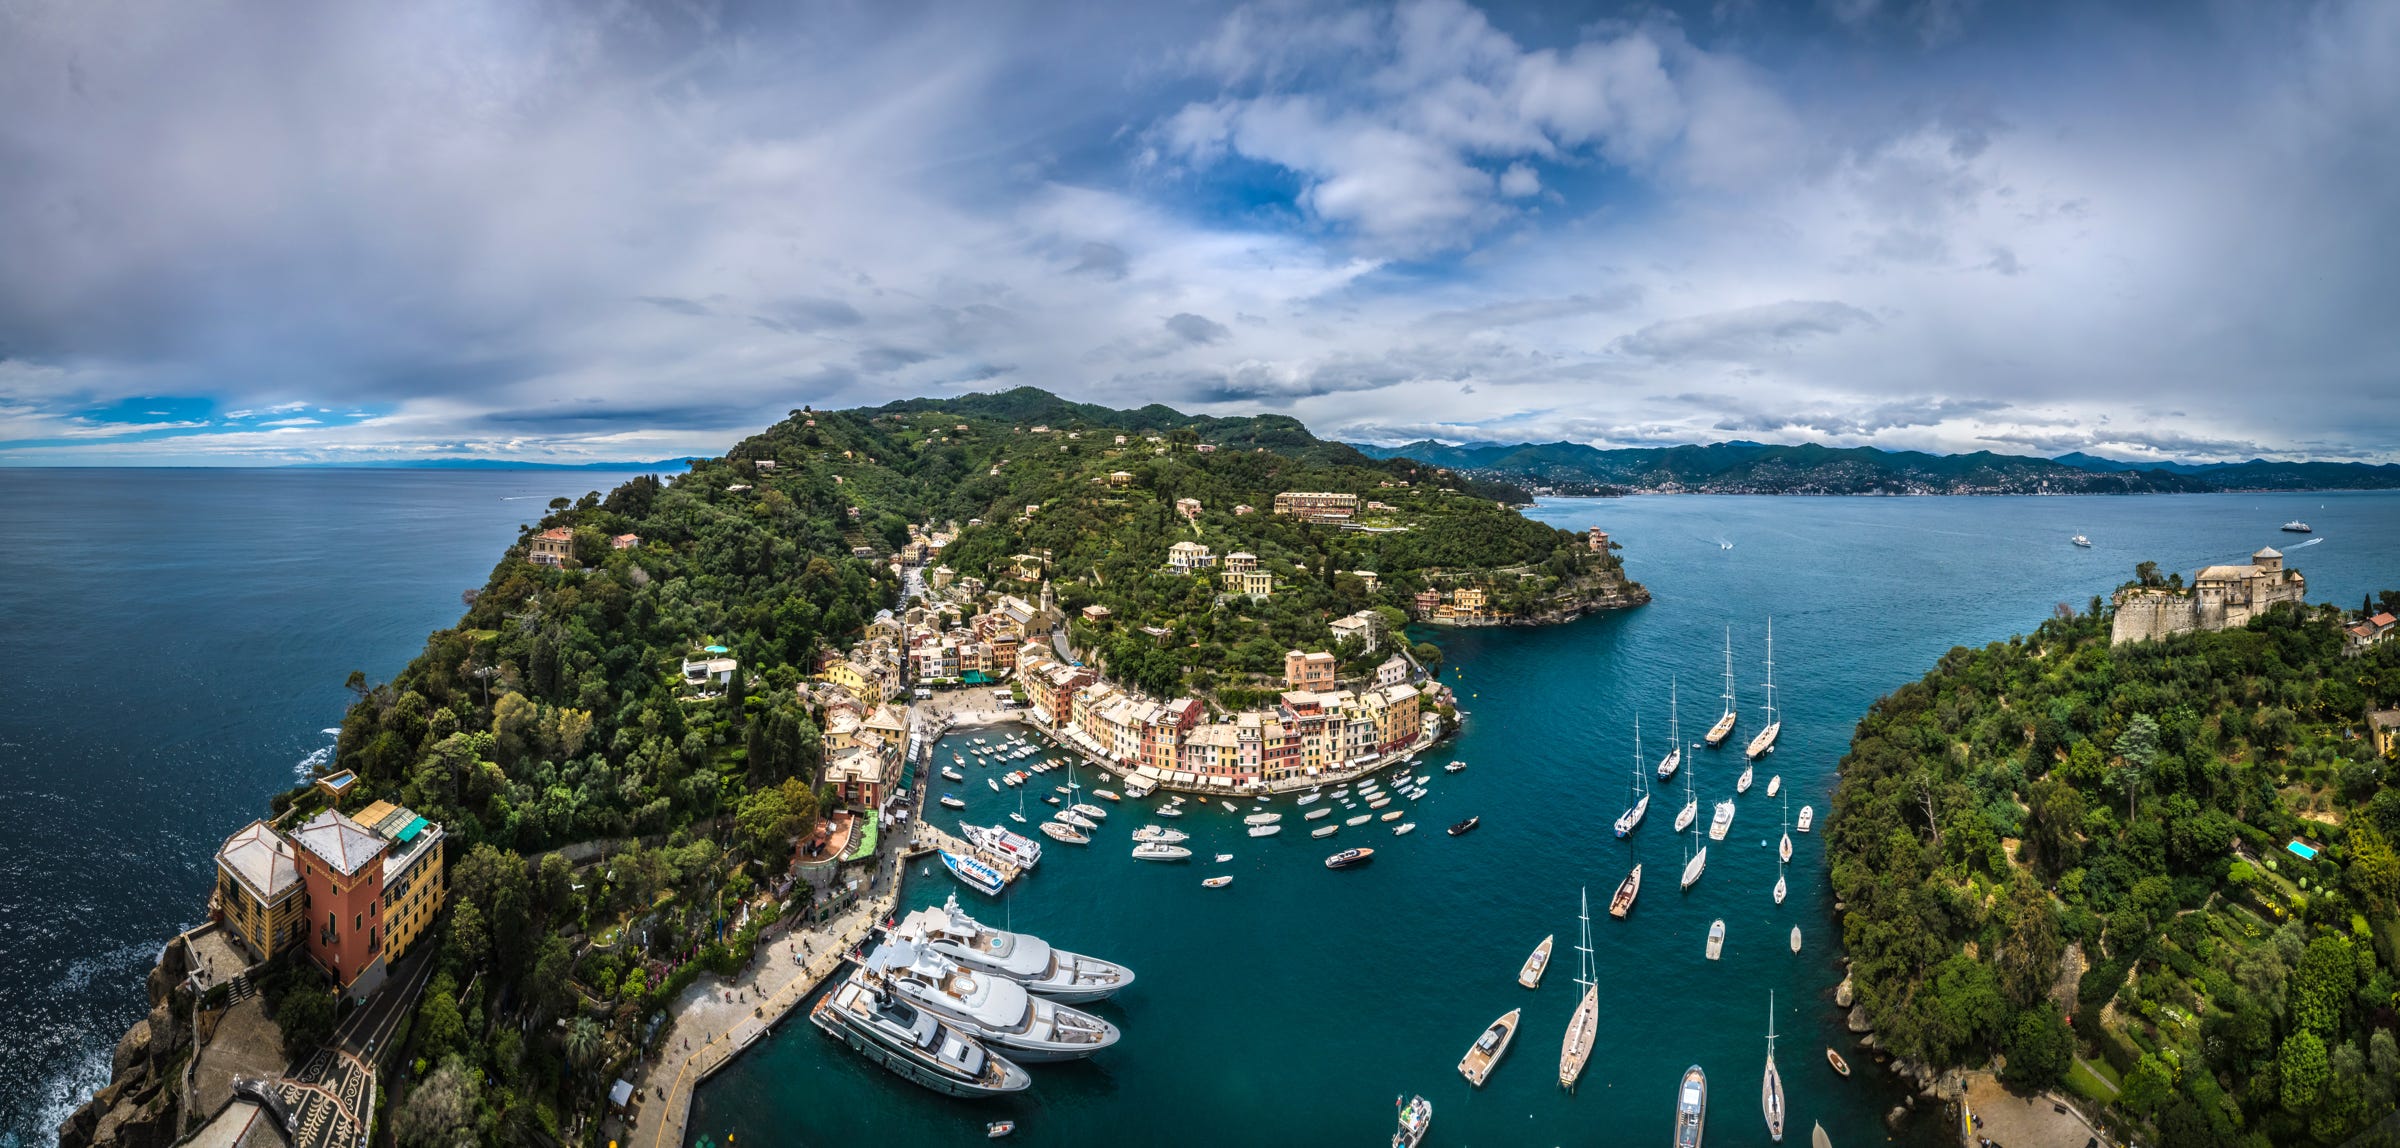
[58,937,198,1148]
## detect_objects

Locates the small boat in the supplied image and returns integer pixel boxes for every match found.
[1202,876,1232,888]
[1392,822,1416,836]
[1332,787,1352,798]
[942,767,965,782]
[1766,774,1780,798]
[1130,842,1191,861]
[940,795,967,810]
[1043,795,1060,805]
[2071,534,2092,547]
[1305,807,1331,821]
[1737,763,1754,794]
[1710,799,1735,840]
[1243,812,1282,826]
[987,778,1000,792]
[1037,820,1088,844]
[1214,852,1232,862]
[1297,791,1321,806]
[1609,864,1641,919]
[1656,689,1682,780]
[1448,816,1479,836]
[1312,824,1338,838]
[1392,1093,1431,1148]
[1247,823,1283,837]
[1780,832,1793,864]
[1008,812,1026,824]
[1826,1048,1850,1076]
[940,850,1008,897]
[1773,873,1787,904]
[1790,926,1802,953]
[1796,805,1814,833]
[1131,825,1189,844]
[1093,789,1121,802]
[2282,520,2312,533]
[1054,786,1070,794]
[1324,847,1374,869]
[1055,810,1096,830]
[1155,804,1183,818]
[1379,809,1405,822]
[1405,787,1427,800]
[1444,760,1465,773]
[1071,802,1107,821]
[1346,814,1372,826]
[987,1120,1015,1139]
[1368,797,1392,810]
[1457,1008,1521,1087]
[1518,935,1553,988]
[1219,801,1238,813]
[1706,919,1726,960]
[1813,1121,1831,1148]
[954,754,966,765]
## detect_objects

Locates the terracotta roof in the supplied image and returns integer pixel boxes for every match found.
[290,809,386,877]
[2374,613,2396,627]
[537,527,574,542]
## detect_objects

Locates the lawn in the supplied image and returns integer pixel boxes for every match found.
[2067,1055,2122,1105]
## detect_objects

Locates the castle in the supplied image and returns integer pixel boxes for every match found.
[2110,547,2306,645]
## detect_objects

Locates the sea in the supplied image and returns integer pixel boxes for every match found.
[2,475,2394,1148]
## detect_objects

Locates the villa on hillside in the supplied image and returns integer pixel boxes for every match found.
[528,526,574,567]
[1284,649,1336,691]
[1272,491,1359,521]
[1166,541,1217,571]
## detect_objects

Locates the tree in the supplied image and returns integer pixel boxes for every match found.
[2290,934,2357,1037]
[2114,713,2160,820]
[1996,881,2063,1008]
[273,986,337,1059]
[414,985,466,1061]
[393,1057,481,1148]
[2279,1030,2329,1113]
[1998,1005,2072,1091]
[526,934,575,1024]
[2120,1052,2174,1117]
[566,1015,605,1072]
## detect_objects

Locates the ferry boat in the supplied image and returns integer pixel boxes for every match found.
[1657,683,1683,780]
[1745,617,1781,760]
[940,795,967,810]
[1561,889,1599,1089]
[1675,1065,1708,1148]
[1324,847,1374,869]
[1391,1094,1431,1148]
[892,894,1134,1003]
[940,850,1009,897]
[1457,1008,1521,1086]
[1130,842,1191,861]
[1609,864,1641,919]
[860,941,1121,1062]
[1392,822,1416,836]
[809,976,1031,1098]
[1706,919,1726,960]
[1796,805,1814,833]
[2071,534,2092,547]
[2282,520,2313,533]
[1447,815,1479,836]
[1202,875,1232,888]
[1312,824,1338,838]
[1247,823,1283,837]
[962,823,1043,870]
[1036,821,1088,845]
[1705,627,1739,747]
[1763,992,1786,1143]
[1709,799,1735,841]
[1518,935,1553,988]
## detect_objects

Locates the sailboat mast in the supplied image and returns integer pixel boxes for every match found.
[1634,713,1643,779]
[1761,617,1776,724]
[1722,626,1736,717]
[1669,678,1680,752]
[1576,888,1594,990]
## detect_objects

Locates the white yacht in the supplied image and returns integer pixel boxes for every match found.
[1745,617,1781,760]
[1131,842,1191,861]
[1709,799,1735,841]
[1681,755,1708,891]
[1763,992,1786,1143]
[1244,812,1283,826]
[861,941,1120,1062]
[810,975,1031,1098]
[1796,804,1815,833]
[1766,774,1780,798]
[961,823,1042,871]
[1676,1065,1708,1148]
[1616,713,1649,838]
[1036,821,1088,845]
[1655,685,1682,780]
[1737,763,1754,794]
[1130,824,1188,844]
[1705,627,1738,748]
[893,894,1135,1003]
[1056,810,1096,831]
[1071,802,1108,821]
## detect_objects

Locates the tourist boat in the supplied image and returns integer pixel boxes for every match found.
[2071,534,2092,547]
[1745,617,1781,760]
[1656,684,1683,780]
[1457,1008,1521,1087]
[1214,852,1232,862]
[2283,520,2313,533]
[1609,864,1641,919]
[1071,802,1107,821]
[1056,810,1096,831]
[808,976,1031,1099]
[1448,815,1479,836]
[1243,812,1282,826]
[962,823,1042,870]
[1346,814,1372,826]
[987,1120,1015,1138]
[1561,888,1599,1089]
[1392,1094,1431,1148]
[1305,807,1332,821]
[1763,992,1786,1143]
[1392,822,1416,836]
[1766,774,1780,798]
[940,850,1009,897]
[1706,626,1739,747]
[1297,790,1322,806]
[1706,919,1726,960]
[1324,847,1374,869]
[1796,805,1814,833]
[1518,935,1553,988]
[1131,825,1188,844]
[943,767,965,782]
[1737,763,1754,794]
[1247,823,1282,837]
[1825,1048,1850,1077]
[892,894,1135,1003]
[1790,926,1802,953]
[1093,789,1121,802]
[1312,824,1338,838]
[1037,821,1087,845]
[1445,760,1465,773]
[1130,842,1191,861]
[859,940,1121,1062]
[1379,809,1405,822]
[1202,875,1232,888]
[1618,719,1651,838]
[1709,799,1735,841]
[940,795,967,810]
[1675,1065,1708,1148]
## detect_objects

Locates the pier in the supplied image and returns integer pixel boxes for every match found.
[906,821,1026,886]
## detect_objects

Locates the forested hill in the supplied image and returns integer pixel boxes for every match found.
[1354,439,2400,495]
[1826,592,2400,1146]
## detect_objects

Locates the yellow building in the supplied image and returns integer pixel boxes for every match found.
[215,820,305,963]
[354,800,447,962]
[818,658,882,708]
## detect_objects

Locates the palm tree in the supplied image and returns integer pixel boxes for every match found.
[565,1016,603,1073]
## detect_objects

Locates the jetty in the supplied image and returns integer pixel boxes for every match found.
[906,821,1026,889]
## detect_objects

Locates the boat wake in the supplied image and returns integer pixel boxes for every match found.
[2286,536,2324,548]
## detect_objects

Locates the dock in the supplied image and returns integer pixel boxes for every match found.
[905,821,1025,887]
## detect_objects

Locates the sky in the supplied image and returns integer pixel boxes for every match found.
[1,0,2396,466]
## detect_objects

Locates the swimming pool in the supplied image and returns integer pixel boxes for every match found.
[2287,840,2319,861]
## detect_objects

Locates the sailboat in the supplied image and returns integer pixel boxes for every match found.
[1655,682,1682,780]
[1680,753,1708,891]
[1773,794,1789,904]
[1008,782,1029,824]
[1559,888,1599,1089]
[1763,992,1786,1142]
[1705,626,1738,747]
[1610,863,1641,920]
[1616,715,1650,837]
[1745,617,1782,760]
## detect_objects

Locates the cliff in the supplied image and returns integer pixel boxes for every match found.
[58,937,197,1148]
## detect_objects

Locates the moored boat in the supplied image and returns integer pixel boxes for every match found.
[1790,925,1802,953]
[1657,685,1683,779]
[1561,889,1599,1089]
[1056,810,1096,830]
[1766,774,1780,798]
[1444,760,1465,772]
[1130,824,1188,844]
[1448,815,1479,836]
[1380,809,1405,822]
[1296,790,1321,806]
[1071,802,1107,821]
[1675,1065,1708,1148]
[1392,822,1415,836]
[1518,935,1553,988]
[1036,821,1088,845]
[1745,617,1781,759]
[1247,823,1282,837]
[1130,842,1191,861]
[987,1119,1015,1138]
[2282,520,2312,533]
[1763,991,1786,1143]
[1709,799,1735,841]
[892,894,1133,1003]
[860,940,1121,1062]
[1093,789,1121,802]
[1202,875,1232,888]
[1391,1094,1431,1148]
[1456,1008,1521,1087]
[1706,918,1726,960]
[1243,812,1282,826]
[1324,847,1374,869]
[1826,1047,1850,1076]
[1796,805,1814,833]
[809,976,1031,1099]
[1705,626,1739,747]
[1368,796,1392,809]
[1609,864,1641,919]
[1346,813,1372,826]
[941,795,967,810]
[1312,824,1338,838]
[1737,763,1754,794]
[1305,807,1331,821]
[962,823,1043,870]
[2071,533,2092,547]
[1780,831,1793,864]
[943,766,965,782]
[941,850,1010,897]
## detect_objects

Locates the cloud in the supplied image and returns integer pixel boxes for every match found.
[1615,301,1877,361]
[1419,289,1643,333]
[1164,313,1233,344]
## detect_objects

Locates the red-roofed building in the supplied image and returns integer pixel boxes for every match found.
[528,526,574,568]
[2348,612,2397,657]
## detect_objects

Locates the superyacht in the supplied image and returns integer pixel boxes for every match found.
[810,975,1032,1098]
[893,894,1135,1003]
[1745,617,1781,760]
[861,940,1121,1062]
[961,823,1042,870]
[1704,627,1738,748]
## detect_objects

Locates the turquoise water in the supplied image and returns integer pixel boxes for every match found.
[692,491,2400,1147]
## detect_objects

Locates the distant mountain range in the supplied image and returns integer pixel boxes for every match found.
[288,458,694,471]
[1350,440,2400,495]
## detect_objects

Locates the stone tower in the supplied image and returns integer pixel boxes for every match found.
[1039,579,1055,620]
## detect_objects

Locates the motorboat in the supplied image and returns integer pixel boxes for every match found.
[1457,1008,1521,1087]
[1346,814,1371,826]
[1214,852,1232,862]
[1392,1094,1431,1148]
[1518,935,1553,988]
[1368,797,1392,810]
[1093,789,1121,802]
[1056,810,1096,831]
[1130,842,1191,861]
[1297,791,1322,806]
[891,894,1134,1003]
[1036,821,1088,845]
[942,767,965,782]
[940,795,967,810]
[1312,824,1338,838]
[1071,802,1107,821]
[1737,763,1754,794]
[988,1120,1015,1138]
[1130,825,1188,844]
[961,824,1042,870]
[1675,1065,1708,1148]
[1444,760,1465,773]
[860,940,1120,1062]
[2071,534,2092,547]
[1710,800,1735,841]
[1155,804,1184,818]
[1243,812,1282,826]
[1305,807,1332,821]
[1219,800,1237,812]
[1448,816,1479,836]
[1796,805,1815,833]
[1392,822,1416,836]
[1766,774,1780,798]
[2282,520,2312,533]
[940,850,1009,897]
[1202,875,1232,888]
[1379,809,1405,822]
[1609,864,1641,919]
[1043,795,1061,806]
[1324,847,1374,869]
[1706,919,1726,960]
[1247,823,1282,837]
[808,976,1031,1099]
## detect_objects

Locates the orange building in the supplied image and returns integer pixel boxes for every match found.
[291,810,389,999]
